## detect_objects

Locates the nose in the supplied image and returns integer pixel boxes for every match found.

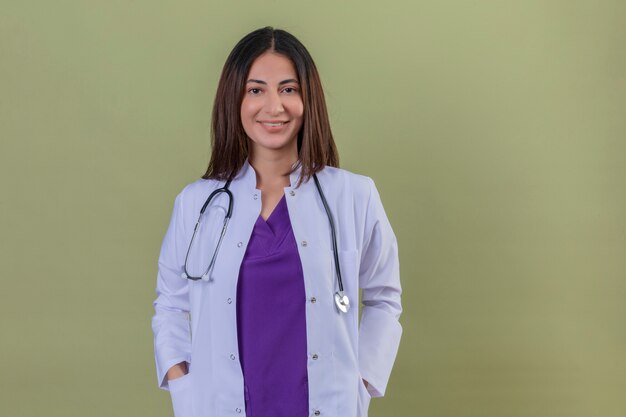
[265,90,284,115]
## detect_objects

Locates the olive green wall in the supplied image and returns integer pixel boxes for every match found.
[1,1,624,416]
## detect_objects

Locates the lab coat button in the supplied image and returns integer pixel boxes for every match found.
[253,194,258,200]
[237,242,243,247]
[227,298,232,304]
[310,297,317,304]
[289,190,296,196]
[230,354,236,360]
[313,410,321,416]
[236,408,242,413]
[301,241,308,247]
[312,353,319,360]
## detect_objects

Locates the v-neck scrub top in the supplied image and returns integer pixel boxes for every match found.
[236,194,309,417]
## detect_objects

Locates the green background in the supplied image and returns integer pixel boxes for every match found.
[1,1,624,416]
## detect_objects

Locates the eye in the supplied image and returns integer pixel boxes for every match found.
[248,88,262,95]
[282,87,299,94]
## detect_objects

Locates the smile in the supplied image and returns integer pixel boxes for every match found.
[258,121,289,127]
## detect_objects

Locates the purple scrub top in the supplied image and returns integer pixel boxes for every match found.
[236,194,309,417]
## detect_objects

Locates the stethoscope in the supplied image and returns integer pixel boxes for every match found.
[181,174,350,314]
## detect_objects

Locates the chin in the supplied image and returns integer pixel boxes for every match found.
[251,134,297,151]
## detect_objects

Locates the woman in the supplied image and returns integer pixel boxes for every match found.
[152,27,402,417]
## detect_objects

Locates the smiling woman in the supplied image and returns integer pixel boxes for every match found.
[241,53,304,160]
[205,27,338,190]
[151,26,402,417]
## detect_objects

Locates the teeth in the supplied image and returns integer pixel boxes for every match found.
[262,122,285,126]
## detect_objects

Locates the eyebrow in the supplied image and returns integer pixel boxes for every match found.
[246,78,299,85]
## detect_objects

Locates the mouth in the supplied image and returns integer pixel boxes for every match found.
[257,120,289,127]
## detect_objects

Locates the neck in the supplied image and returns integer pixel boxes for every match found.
[248,147,298,189]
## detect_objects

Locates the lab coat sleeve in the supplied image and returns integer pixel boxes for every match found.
[151,191,192,391]
[358,178,403,398]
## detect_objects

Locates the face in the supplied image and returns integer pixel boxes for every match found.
[240,51,304,157]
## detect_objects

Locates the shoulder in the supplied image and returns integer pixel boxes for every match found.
[180,178,219,196]
[172,178,222,211]
[317,165,376,202]
[318,166,392,229]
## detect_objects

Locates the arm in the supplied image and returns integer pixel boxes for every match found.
[151,191,192,390]
[358,178,403,398]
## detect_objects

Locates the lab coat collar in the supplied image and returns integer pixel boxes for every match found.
[234,157,304,190]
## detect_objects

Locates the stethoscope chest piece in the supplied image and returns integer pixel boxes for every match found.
[181,272,213,282]
[184,174,351,314]
[335,291,350,313]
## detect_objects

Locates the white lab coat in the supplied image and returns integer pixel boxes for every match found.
[152,159,402,417]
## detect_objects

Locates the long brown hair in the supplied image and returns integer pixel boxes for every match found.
[202,26,339,188]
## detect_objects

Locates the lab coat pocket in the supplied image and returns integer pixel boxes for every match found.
[169,372,193,417]
[357,374,371,417]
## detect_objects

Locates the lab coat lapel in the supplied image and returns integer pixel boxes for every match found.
[192,160,261,324]
[212,159,261,284]
[285,168,336,353]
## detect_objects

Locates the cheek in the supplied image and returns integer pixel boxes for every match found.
[287,100,304,132]
[240,105,255,140]
[240,100,258,132]
[289,98,304,120]
[240,99,254,120]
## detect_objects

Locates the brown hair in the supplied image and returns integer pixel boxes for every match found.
[202,26,339,188]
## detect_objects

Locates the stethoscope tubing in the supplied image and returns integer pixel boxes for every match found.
[312,174,344,293]
[181,174,348,313]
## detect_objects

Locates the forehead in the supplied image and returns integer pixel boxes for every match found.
[247,52,298,81]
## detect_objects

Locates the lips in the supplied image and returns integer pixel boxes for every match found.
[258,120,289,127]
